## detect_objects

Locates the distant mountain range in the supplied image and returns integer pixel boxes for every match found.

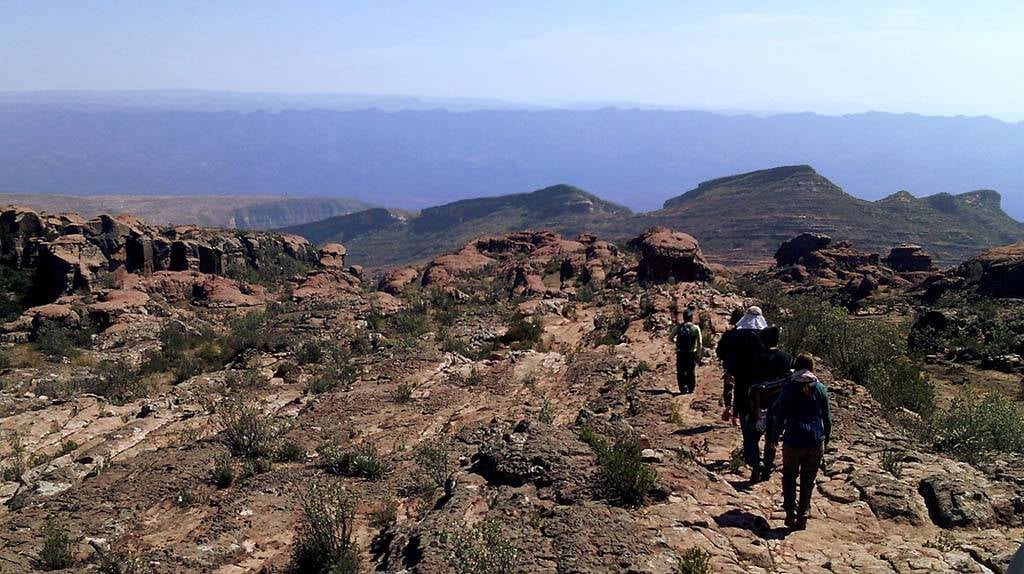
[283,185,630,267]
[0,193,372,229]
[1,102,1022,219]
[283,166,1024,268]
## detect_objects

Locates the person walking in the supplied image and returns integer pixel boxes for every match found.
[717,306,768,482]
[715,308,747,424]
[671,308,702,394]
[766,353,832,530]
[749,325,793,481]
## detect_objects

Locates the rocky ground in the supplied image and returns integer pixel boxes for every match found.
[0,213,1022,573]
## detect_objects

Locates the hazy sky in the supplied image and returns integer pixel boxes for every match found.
[2,1,1022,120]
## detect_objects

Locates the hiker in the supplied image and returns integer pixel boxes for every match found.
[717,306,768,481]
[671,307,702,394]
[715,308,746,422]
[766,353,832,530]
[749,325,793,480]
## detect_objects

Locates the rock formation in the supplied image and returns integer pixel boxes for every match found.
[0,206,321,304]
[627,227,713,283]
[885,243,936,273]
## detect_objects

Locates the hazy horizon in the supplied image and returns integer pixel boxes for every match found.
[3,2,1023,121]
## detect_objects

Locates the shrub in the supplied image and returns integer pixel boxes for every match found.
[225,242,312,290]
[593,310,629,347]
[34,320,92,358]
[676,547,712,574]
[295,340,327,365]
[501,315,543,349]
[226,311,270,357]
[275,440,306,463]
[930,392,1024,462]
[220,402,280,459]
[319,444,391,480]
[579,427,657,507]
[369,498,399,530]
[97,547,151,574]
[38,518,74,571]
[0,266,32,322]
[174,488,200,508]
[212,456,235,488]
[880,449,904,478]
[445,519,520,574]
[771,294,935,417]
[537,398,555,424]
[308,364,358,395]
[390,382,414,403]
[225,368,268,391]
[89,358,146,405]
[291,481,360,574]
[415,436,456,497]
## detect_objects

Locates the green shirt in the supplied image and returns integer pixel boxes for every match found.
[672,322,702,355]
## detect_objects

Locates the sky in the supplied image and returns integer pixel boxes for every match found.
[2,1,1023,120]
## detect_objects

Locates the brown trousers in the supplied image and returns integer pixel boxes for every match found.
[782,443,823,515]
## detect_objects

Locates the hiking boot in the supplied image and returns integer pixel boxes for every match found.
[749,466,761,483]
[793,514,808,531]
[784,511,797,529]
[758,464,774,482]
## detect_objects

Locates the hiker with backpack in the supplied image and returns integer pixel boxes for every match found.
[716,306,769,481]
[671,308,702,395]
[766,353,832,531]
[716,309,745,423]
[747,325,794,481]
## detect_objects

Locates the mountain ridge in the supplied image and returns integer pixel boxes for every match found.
[2,104,1022,218]
[282,166,1024,269]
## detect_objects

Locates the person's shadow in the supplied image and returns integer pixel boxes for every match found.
[713,509,790,540]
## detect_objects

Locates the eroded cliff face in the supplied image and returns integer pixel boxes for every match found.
[1,206,319,304]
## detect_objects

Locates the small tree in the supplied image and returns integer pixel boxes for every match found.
[416,436,456,497]
[291,481,360,574]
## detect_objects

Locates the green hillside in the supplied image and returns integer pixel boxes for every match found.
[283,167,1024,268]
[282,185,631,268]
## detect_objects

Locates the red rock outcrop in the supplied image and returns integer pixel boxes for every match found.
[0,206,320,303]
[884,243,935,273]
[627,227,713,283]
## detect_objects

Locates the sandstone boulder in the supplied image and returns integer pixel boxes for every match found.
[774,233,833,266]
[378,267,419,294]
[627,227,713,283]
[918,475,996,528]
[955,240,1024,298]
[885,243,936,273]
[318,243,347,268]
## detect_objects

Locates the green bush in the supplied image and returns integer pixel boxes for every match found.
[212,455,235,488]
[593,310,629,347]
[308,364,358,395]
[225,242,312,290]
[676,547,712,574]
[0,265,32,321]
[291,481,360,574]
[220,402,280,459]
[89,358,147,405]
[38,518,74,571]
[416,436,456,497]
[319,444,391,480]
[445,519,520,574]
[275,440,306,463]
[772,295,935,417]
[34,319,93,358]
[97,547,151,574]
[501,315,543,349]
[930,392,1024,462]
[579,427,657,507]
